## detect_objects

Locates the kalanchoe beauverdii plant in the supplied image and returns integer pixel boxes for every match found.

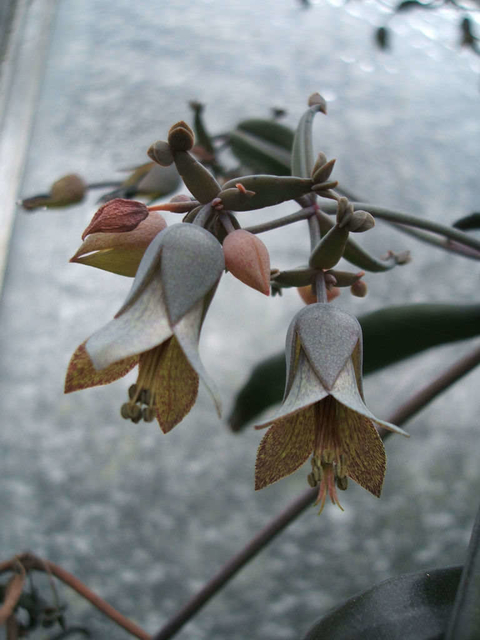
[61,92,480,517]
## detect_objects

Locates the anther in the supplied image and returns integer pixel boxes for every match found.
[128,384,137,400]
[140,388,151,405]
[307,472,318,488]
[121,403,131,420]
[130,404,142,422]
[142,407,156,422]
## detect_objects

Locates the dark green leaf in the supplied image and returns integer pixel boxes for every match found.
[303,566,462,640]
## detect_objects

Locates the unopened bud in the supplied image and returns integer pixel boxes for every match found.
[345,210,375,233]
[308,93,327,113]
[81,199,149,240]
[350,280,368,297]
[223,229,270,295]
[148,140,174,166]
[312,157,336,185]
[168,121,195,151]
[336,197,354,227]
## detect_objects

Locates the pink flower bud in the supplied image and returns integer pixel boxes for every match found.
[223,230,270,296]
[82,199,149,240]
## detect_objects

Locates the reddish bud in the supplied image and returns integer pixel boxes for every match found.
[81,199,149,240]
[223,230,270,296]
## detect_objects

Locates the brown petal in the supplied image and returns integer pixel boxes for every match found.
[64,341,138,393]
[255,407,315,490]
[223,230,270,295]
[336,404,386,498]
[150,338,199,433]
[82,199,150,240]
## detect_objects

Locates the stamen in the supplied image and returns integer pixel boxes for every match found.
[120,344,167,424]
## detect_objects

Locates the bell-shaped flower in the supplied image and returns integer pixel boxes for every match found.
[70,208,167,277]
[65,224,225,432]
[254,303,408,512]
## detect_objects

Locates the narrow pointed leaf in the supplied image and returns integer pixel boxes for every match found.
[291,95,327,178]
[228,130,292,176]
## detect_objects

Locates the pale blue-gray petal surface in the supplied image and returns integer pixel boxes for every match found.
[296,303,362,390]
[86,276,172,370]
[161,224,225,326]
[173,299,222,417]
[332,359,409,437]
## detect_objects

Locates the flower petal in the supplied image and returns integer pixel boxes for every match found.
[71,247,146,277]
[71,213,167,260]
[150,338,199,433]
[295,304,361,390]
[86,276,173,370]
[255,407,315,490]
[255,348,328,428]
[160,224,225,325]
[64,341,138,393]
[332,359,409,436]
[173,299,222,417]
[336,404,386,497]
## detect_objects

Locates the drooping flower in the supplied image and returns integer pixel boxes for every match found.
[65,224,225,432]
[254,304,408,512]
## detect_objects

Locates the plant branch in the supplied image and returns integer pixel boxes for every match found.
[244,207,313,235]
[152,343,480,639]
[0,553,150,640]
[320,202,480,254]
[383,223,480,260]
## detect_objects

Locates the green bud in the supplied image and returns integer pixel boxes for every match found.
[148,140,174,166]
[309,225,349,270]
[345,210,375,233]
[312,156,336,185]
[168,121,195,151]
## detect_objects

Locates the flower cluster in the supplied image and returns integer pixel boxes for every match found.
[65,97,408,513]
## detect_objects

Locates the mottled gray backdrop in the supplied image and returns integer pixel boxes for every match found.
[0,0,479,638]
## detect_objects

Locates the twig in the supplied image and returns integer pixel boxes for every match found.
[152,343,480,639]
[0,553,150,640]
[244,207,314,235]
[320,202,480,254]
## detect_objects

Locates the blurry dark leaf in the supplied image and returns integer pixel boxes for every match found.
[452,212,480,231]
[228,118,294,176]
[375,26,390,50]
[303,566,462,640]
[396,0,435,11]
[445,501,480,639]
[228,303,480,430]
